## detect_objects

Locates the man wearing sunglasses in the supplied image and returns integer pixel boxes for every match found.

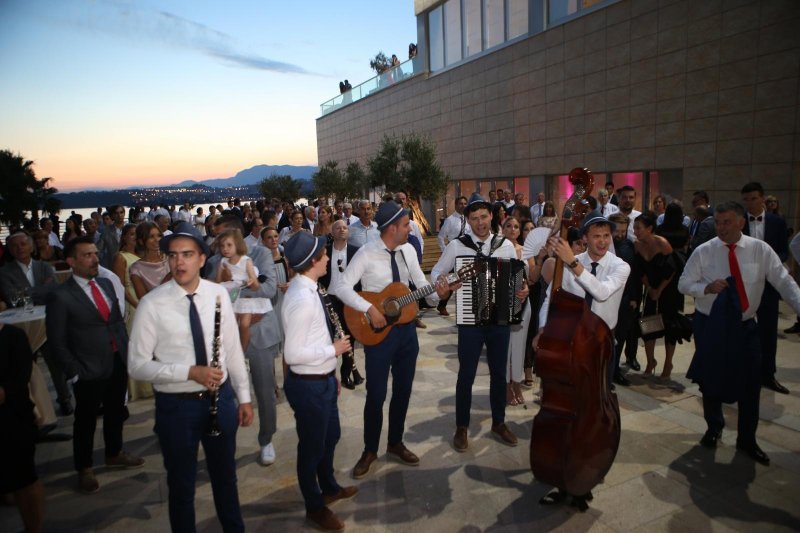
[319,219,364,389]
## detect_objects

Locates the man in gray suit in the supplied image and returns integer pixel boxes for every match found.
[46,236,144,493]
[204,215,281,466]
[98,205,126,268]
[0,231,73,414]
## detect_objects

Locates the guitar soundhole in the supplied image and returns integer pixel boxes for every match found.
[383,298,401,318]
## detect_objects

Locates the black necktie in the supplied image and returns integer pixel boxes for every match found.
[187,294,208,366]
[477,241,485,256]
[388,250,400,282]
[585,262,599,308]
[459,215,466,237]
[749,215,762,222]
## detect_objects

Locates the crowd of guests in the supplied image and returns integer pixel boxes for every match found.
[1,181,798,531]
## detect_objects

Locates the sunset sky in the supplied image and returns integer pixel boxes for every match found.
[0,0,417,191]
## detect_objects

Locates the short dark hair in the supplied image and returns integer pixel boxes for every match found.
[64,235,96,259]
[740,182,764,196]
[608,213,629,227]
[619,185,636,194]
[605,181,615,187]
[715,201,745,218]
[693,190,710,203]
[634,212,656,229]
[214,214,245,234]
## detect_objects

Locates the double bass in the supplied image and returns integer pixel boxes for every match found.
[529,168,621,501]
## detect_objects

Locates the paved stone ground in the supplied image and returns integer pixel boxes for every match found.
[2,301,799,532]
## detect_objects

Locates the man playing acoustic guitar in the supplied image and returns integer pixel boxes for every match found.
[333,201,449,479]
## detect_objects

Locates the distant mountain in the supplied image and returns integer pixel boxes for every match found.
[175,164,318,188]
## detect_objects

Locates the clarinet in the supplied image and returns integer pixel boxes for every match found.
[207,296,222,437]
[318,285,353,361]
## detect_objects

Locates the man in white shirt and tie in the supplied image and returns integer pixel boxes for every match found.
[281,231,357,531]
[436,196,469,316]
[530,192,547,225]
[597,189,619,218]
[679,201,800,466]
[128,227,254,531]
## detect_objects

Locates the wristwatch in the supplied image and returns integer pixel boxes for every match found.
[567,258,579,269]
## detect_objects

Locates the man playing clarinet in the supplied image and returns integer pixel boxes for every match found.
[128,225,253,533]
[282,231,358,531]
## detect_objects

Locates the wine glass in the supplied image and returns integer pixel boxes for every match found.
[9,289,22,309]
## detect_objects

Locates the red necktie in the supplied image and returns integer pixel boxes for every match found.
[89,280,117,350]
[726,244,749,312]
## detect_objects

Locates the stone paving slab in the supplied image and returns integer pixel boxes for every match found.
[2,302,799,532]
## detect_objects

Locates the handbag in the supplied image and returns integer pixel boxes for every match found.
[639,301,665,335]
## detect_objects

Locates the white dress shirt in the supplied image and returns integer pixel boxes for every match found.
[530,202,545,224]
[128,279,251,402]
[327,244,348,297]
[437,212,470,251]
[305,218,316,234]
[281,274,337,374]
[244,233,260,251]
[333,239,430,313]
[409,219,424,254]
[48,231,64,250]
[678,235,800,321]
[347,219,380,248]
[790,232,800,263]
[177,209,192,223]
[539,251,631,330]
[621,209,642,241]
[746,210,766,242]
[430,233,518,304]
[72,274,113,310]
[599,202,620,217]
[16,260,35,286]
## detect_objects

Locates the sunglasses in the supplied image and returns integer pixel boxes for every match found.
[337,258,344,272]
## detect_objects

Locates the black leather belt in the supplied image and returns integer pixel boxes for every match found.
[157,381,228,400]
[289,370,335,381]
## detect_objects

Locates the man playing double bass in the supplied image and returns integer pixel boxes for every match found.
[533,213,630,509]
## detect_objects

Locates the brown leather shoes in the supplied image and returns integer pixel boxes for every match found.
[78,468,99,494]
[386,442,419,466]
[415,318,427,329]
[352,451,377,479]
[437,304,450,316]
[105,451,145,469]
[453,426,468,452]
[306,507,344,531]
[323,485,359,506]
[491,422,518,447]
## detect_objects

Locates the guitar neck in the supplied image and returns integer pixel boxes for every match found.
[393,284,436,310]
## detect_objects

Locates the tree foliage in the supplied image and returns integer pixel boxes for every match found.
[367,133,449,202]
[258,173,302,203]
[344,161,369,199]
[369,51,391,75]
[312,160,368,201]
[0,149,61,226]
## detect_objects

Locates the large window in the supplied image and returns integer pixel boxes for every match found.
[484,0,505,50]
[464,0,482,58]
[429,5,445,72]
[444,0,462,67]
[508,0,529,39]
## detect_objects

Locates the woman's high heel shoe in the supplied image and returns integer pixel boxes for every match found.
[660,363,673,380]
[644,361,657,376]
[507,384,520,406]
[512,381,525,405]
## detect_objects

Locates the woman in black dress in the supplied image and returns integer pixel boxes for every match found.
[634,213,681,378]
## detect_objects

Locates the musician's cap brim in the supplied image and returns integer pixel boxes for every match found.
[284,231,327,270]
[580,212,616,235]
[375,201,409,230]
[160,221,211,256]
[465,192,492,213]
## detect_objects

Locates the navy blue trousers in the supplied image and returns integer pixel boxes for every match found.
[284,372,342,513]
[363,322,418,453]
[154,383,243,533]
[456,325,510,427]
[757,285,779,379]
[701,320,762,447]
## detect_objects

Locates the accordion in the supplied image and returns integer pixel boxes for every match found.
[455,256,526,326]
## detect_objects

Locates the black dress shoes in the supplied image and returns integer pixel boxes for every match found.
[613,371,631,387]
[626,358,641,371]
[352,369,364,386]
[58,400,74,416]
[341,376,355,390]
[736,442,770,466]
[784,322,800,334]
[700,429,721,449]
[762,377,789,395]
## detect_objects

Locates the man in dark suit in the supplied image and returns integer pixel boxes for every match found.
[0,231,73,415]
[320,219,363,389]
[46,236,144,494]
[98,205,126,268]
[741,182,790,394]
[302,206,317,233]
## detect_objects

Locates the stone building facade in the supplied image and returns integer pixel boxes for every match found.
[316,0,799,233]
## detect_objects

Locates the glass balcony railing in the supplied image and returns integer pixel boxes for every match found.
[320,57,421,116]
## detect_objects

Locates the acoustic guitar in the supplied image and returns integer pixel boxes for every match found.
[344,263,477,346]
